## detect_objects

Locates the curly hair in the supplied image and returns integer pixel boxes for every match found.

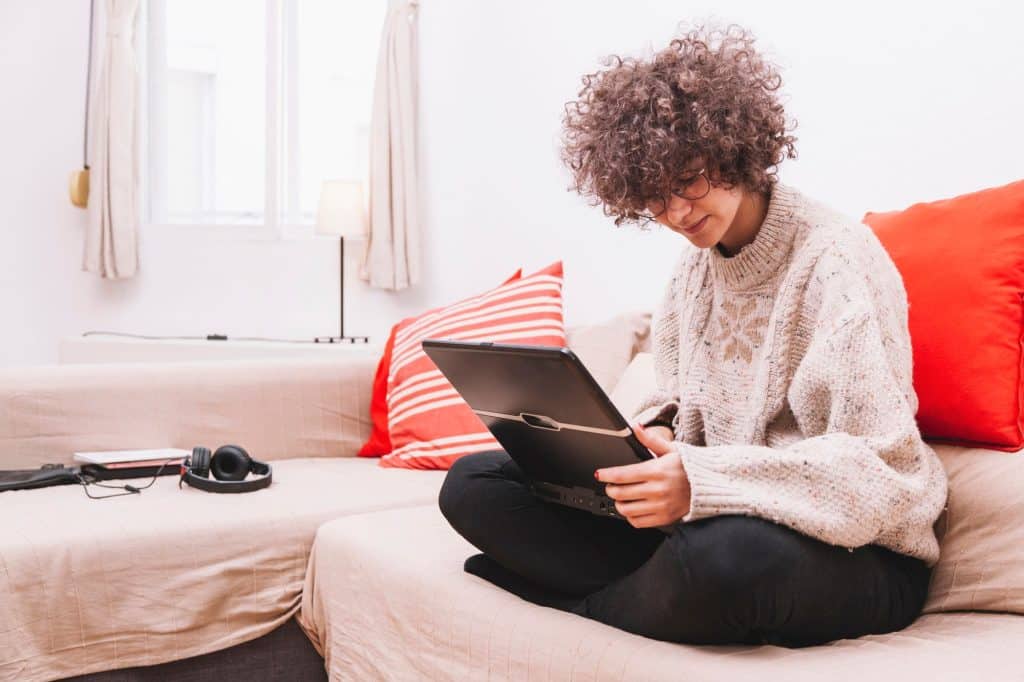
[560,22,798,227]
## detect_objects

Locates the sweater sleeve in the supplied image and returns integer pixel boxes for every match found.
[673,306,948,562]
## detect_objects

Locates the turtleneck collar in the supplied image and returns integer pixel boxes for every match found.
[708,182,801,291]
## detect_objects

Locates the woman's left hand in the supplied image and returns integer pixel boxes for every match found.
[595,423,692,529]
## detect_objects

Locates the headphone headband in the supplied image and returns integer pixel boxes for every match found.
[180,446,272,494]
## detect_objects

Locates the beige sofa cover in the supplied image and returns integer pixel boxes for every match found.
[300,504,1024,682]
[0,312,651,472]
[0,313,653,681]
[0,355,379,471]
[1,458,444,682]
[299,350,1024,680]
[0,353,425,681]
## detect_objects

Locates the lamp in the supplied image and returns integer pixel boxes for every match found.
[314,180,369,344]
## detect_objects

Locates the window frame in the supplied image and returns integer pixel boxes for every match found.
[140,0,338,242]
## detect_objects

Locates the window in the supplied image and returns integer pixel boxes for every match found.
[144,0,386,234]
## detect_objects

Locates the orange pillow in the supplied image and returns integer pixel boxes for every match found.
[357,269,522,458]
[378,261,566,470]
[863,179,1024,451]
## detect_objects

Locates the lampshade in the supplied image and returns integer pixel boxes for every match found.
[315,180,368,237]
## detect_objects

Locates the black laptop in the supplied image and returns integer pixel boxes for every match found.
[421,338,654,519]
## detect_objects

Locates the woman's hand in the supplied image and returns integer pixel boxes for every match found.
[595,423,691,529]
[644,424,675,443]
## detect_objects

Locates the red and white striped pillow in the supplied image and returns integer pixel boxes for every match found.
[379,261,566,469]
[357,269,523,458]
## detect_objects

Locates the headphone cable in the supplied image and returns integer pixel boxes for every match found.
[76,458,180,500]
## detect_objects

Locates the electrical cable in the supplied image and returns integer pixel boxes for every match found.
[80,331,321,344]
[83,0,94,170]
[75,458,179,500]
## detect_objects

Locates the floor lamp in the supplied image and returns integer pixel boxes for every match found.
[314,180,370,344]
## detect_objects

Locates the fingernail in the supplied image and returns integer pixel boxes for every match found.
[594,470,601,481]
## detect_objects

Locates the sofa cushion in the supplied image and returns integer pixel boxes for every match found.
[565,310,652,395]
[609,351,656,418]
[0,458,445,682]
[378,261,566,470]
[924,443,1024,615]
[299,505,1024,682]
[863,179,1024,451]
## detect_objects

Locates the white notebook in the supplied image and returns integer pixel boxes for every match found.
[72,448,191,465]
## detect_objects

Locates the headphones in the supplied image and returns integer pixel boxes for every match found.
[179,444,273,494]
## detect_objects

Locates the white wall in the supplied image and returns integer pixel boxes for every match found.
[3,0,1022,367]
[1,2,88,365]
[415,0,1024,326]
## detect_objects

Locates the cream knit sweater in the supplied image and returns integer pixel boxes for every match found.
[633,182,948,566]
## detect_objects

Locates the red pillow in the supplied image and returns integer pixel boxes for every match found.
[356,324,398,457]
[358,269,523,457]
[379,261,566,469]
[863,179,1024,451]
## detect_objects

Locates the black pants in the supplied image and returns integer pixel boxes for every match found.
[438,449,932,648]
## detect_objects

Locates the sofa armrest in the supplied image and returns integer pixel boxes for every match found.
[0,355,377,470]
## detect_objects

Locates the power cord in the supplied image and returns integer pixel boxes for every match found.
[83,0,94,171]
[81,331,320,344]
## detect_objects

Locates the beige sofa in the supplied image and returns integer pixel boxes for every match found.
[2,312,1023,681]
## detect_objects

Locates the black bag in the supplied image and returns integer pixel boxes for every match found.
[0,463,81,492]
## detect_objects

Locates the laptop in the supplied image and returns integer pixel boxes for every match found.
[421,338,654,519]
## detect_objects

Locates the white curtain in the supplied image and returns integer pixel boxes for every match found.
[360,0,420,291]
[84,0,140,279]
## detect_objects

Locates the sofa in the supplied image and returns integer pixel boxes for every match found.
[2,312,1023,682]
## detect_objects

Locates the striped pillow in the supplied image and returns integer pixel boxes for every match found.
[379,261,566,469]
[357,269,523,458]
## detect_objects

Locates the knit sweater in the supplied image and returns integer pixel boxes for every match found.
[633,182,948,566]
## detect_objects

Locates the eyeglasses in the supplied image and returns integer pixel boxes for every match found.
[637,167,711,225]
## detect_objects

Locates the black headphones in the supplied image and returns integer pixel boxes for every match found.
[179,444,273,494]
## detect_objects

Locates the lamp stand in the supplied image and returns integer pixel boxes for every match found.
[314,236,369,344]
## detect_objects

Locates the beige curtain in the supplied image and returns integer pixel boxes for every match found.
[360,0,420,291]
[84,0,140,279]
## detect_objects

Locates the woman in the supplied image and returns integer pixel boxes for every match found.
[438,23,947,647]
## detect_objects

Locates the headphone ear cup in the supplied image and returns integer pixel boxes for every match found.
[210,444,252,481]
[191,447,211,478]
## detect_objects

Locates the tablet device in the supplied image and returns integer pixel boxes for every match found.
[421,338,654,519]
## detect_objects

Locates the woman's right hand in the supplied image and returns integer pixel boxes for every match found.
[597,422,691,528]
